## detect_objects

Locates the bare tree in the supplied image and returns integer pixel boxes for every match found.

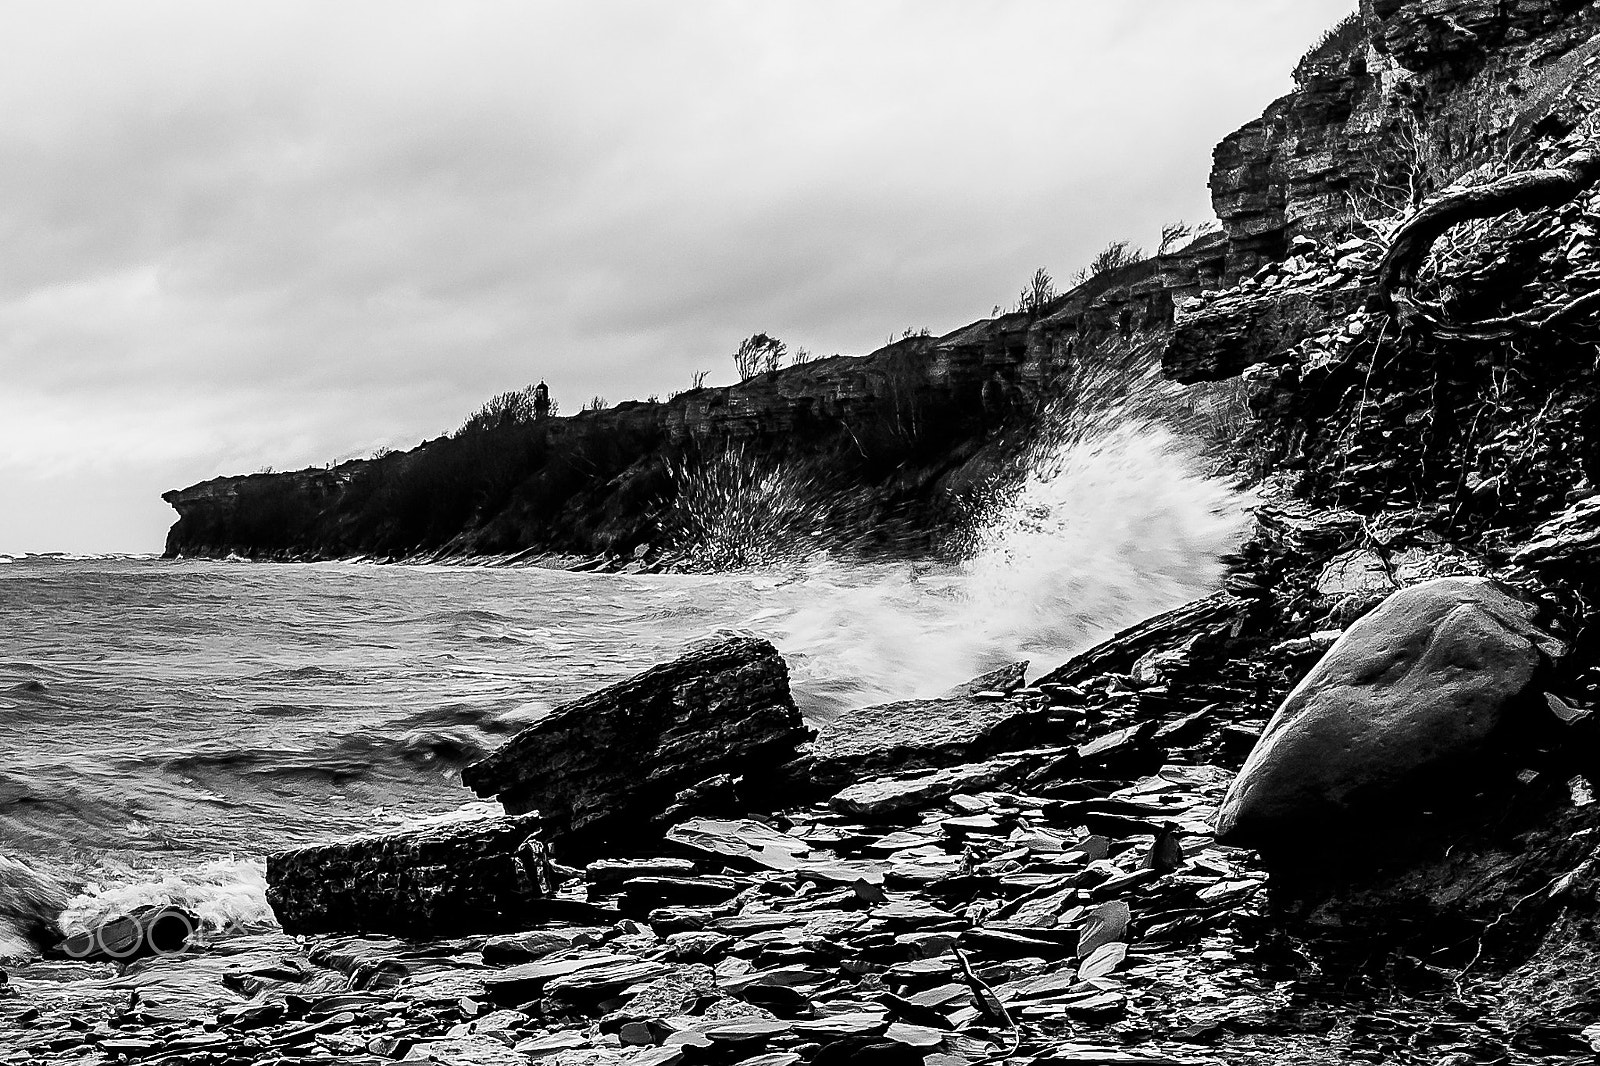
[733,333,787,381]
[690,369,709,390]
[583,395,609,411]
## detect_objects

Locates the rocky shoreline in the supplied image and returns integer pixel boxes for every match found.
[7,556,1600,1064]
[17,0,1600,1063]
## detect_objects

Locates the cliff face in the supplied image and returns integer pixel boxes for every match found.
[163,0,1600,566]
[1211,0,1600,276]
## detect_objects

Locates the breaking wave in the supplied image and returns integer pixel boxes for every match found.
[57,858,276,940]
[727,345,1255,710]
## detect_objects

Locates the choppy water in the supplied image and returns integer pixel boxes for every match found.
[0,399,1253,945]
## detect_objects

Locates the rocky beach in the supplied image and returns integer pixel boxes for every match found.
[14,1,1600,1064]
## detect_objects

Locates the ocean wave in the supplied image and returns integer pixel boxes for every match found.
[156,729,487,783]
[250,665,359,685]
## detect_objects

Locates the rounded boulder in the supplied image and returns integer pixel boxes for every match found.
[1215,577,1560,852]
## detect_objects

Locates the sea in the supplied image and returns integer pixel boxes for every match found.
[0,414,1253,946]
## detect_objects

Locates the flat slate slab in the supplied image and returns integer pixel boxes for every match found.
[808,695,1051,791]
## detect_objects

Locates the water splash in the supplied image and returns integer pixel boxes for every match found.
[762,344,1255,713]
[659,446,875,571]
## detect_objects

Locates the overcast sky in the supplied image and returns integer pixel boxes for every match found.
[0,1,1353,555]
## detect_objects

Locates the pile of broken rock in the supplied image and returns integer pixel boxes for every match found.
[7,573,1596,1065]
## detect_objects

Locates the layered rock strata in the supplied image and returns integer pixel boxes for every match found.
[264,813,547,937]
[461,637,808,854]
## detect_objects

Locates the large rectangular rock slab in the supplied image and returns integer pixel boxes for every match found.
[806,694,1051,792]
[265,813,545,937]
[461,636,807,852]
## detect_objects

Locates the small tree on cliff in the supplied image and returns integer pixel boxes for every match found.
[733,333,787,381]
[1018,267,1057,315]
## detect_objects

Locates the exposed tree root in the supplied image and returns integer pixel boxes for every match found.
[1378,148,1600,337]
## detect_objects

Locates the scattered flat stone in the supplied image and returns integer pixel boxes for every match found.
[1076,902,1130,957]
[884,1022,945,1048]
[629,1049,686,1066]
[410,1035,532,1064]
[622,876,745,908]
[546,958,673,998]
[484,953,640,1001]
[793,1012,890,1038]
[1077,943,1128,982]
[700,1018,794,1042]
[483,928,604,964]
[588,859,700,892]
[830,759,1026,818]
[667,819,811,871]
[809,697,1050,790]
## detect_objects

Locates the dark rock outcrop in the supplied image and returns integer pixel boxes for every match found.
[265,813,547,937]
[462,637,808,854]
[1216,577,1561,860]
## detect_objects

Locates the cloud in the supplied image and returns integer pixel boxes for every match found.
[0,0,1356,553]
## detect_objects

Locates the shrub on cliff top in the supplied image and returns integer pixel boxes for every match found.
[1073,240,1145,285]
[1018,267,1057,316]
[457,385,547,436]
[1294,11,1364,84]
[733,333,787,381]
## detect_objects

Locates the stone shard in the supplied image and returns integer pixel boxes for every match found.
[829,758,1028,819]
[940,661,1028,699]
[666,818,811,872]
[265,813,546,937]
[461,637,808,852]
[1215,577,1561,854]
[1512,494,1600,572]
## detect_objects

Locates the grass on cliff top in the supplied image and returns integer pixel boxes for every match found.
[1295,11,1365,83]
